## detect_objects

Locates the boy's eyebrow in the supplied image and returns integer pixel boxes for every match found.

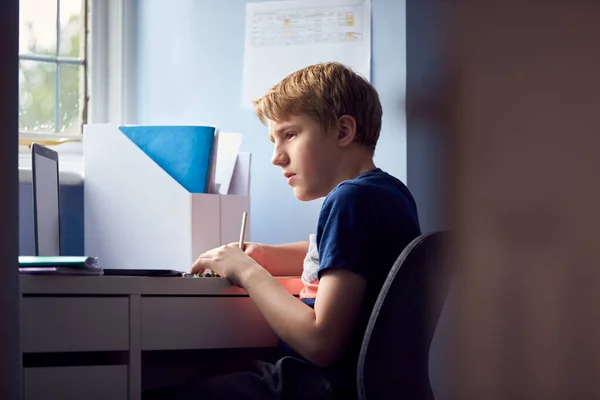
[275,124,300,134]
[269,123,300,142]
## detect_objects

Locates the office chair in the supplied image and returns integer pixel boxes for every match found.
[357,231,452,400]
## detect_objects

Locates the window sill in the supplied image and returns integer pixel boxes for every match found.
[18,143,84,186]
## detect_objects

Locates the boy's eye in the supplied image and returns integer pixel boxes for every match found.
[285,132,296,140]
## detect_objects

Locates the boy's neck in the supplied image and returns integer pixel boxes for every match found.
[333,147,377,186]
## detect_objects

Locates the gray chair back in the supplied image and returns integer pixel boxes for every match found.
[357,231,452,400]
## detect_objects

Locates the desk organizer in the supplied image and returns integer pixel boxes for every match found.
[83,123,251,270]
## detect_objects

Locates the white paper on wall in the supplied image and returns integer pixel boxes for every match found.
[241,0,372,108]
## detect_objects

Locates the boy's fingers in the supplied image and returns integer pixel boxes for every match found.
[228,241,248,250]
[190,258,207,274]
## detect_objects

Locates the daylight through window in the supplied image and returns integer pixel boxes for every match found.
[18,0,88,137]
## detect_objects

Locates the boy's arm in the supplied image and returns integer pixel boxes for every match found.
[239,264,366,368]
[250,241,309,276]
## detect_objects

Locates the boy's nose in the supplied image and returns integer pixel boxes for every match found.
[271,149,289,167]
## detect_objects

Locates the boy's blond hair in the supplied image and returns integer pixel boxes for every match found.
[253,62,382,152]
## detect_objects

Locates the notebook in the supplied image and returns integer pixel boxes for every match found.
[18,256,103,275]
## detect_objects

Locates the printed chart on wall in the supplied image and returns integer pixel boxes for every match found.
[241,0,372,108]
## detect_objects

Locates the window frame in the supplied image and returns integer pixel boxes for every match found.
[18,0,137,180]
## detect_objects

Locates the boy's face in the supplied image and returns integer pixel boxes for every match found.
[269,114,340,201]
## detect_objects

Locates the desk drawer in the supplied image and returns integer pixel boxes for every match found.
[23,365,128,400]
[141,297,278,350]
[21,297,129,353]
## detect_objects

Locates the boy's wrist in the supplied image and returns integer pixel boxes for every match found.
[238,261,269,291]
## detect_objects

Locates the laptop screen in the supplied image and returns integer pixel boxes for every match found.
[32,144,61,256]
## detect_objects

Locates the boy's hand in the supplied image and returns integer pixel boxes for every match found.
[231,241,266,267]
[190,244,259,287]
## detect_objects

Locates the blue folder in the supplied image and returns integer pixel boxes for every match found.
[119,125,216,193]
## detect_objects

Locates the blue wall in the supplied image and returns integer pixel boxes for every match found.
[135,0,407,244]
[19,182,84,256]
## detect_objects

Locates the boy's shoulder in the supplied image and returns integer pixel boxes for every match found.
[322,168,416,212]
[315,167,420,278]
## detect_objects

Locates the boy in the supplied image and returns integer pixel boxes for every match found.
[145,62,421,399]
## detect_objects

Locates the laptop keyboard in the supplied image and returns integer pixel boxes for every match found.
[181,272,221,278]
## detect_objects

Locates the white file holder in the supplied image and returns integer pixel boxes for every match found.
[83,124,251,271]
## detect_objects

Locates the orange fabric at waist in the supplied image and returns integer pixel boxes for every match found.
[299,276,319,299]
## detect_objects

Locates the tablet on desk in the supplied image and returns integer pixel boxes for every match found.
[102,269,184,277]
[102,269,222,278]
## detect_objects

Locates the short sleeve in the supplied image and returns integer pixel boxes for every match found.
[316,183,382,279]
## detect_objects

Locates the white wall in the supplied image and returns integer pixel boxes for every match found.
[135,0,406,244]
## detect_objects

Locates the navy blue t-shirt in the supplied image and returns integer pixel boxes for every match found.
[284,168,421,397]
[317,167,420,282]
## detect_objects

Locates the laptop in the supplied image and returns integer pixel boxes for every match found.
[16,144,94,274]
[31,142,61,257]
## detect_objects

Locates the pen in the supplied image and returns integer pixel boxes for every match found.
[238,211,248,249]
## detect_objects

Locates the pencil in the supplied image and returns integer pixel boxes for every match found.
[238,211,248,249]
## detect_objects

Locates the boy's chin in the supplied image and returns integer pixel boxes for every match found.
[293,187,323,202]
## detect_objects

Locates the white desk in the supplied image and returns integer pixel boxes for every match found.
[20,275,302,400]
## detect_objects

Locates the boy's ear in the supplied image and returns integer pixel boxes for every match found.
[336,115,357,148]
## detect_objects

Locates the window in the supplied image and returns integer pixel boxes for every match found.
[17,0,134,170]
[18,0,89,143]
